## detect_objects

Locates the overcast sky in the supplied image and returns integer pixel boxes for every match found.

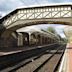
[0,0,71,38]
[0,0,72,16]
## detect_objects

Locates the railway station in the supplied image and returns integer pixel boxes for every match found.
[0,3,72,72]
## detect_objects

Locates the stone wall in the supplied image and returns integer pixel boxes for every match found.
[0,34,18,48]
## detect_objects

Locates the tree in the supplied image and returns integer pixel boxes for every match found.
[47,26,57,34]
[0,15,1,17]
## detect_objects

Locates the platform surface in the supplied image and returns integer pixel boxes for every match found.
[66,43,72,72]
[0,44,55,56]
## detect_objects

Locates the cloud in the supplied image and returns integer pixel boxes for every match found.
[16,25,41,33]
[0,0,22,16]
[0,0,72,16]
[0,11,6,16]
[20,0,37,6]
[46,0,72,3]
[0,0,23,16]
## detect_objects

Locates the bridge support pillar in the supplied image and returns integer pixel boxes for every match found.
[42,37,44,45]
[18,33,23,46]
[44,37,45,44]
[45,38,47,44]
[47,38,48,44]
[34,35,38,46]
[48,38,50,44]
[40,36,42,45]
[51,40,52,43]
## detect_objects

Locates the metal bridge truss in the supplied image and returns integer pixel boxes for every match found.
[3,6,72,27]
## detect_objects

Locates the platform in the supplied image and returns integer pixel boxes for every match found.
[0,44,57,56]
[59,43,72,72]
[67,43,72,72]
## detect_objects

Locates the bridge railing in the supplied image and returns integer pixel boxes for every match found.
[2,5,72,27]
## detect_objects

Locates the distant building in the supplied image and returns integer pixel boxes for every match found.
[64,26,72,43]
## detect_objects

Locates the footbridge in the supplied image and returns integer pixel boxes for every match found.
[0,4,72,37]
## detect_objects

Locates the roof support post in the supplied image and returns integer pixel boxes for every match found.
[18,33,23,46]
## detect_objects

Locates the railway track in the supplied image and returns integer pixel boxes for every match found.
[33,46,64,72]
[15,45,65,72]
[0,44,66,72]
